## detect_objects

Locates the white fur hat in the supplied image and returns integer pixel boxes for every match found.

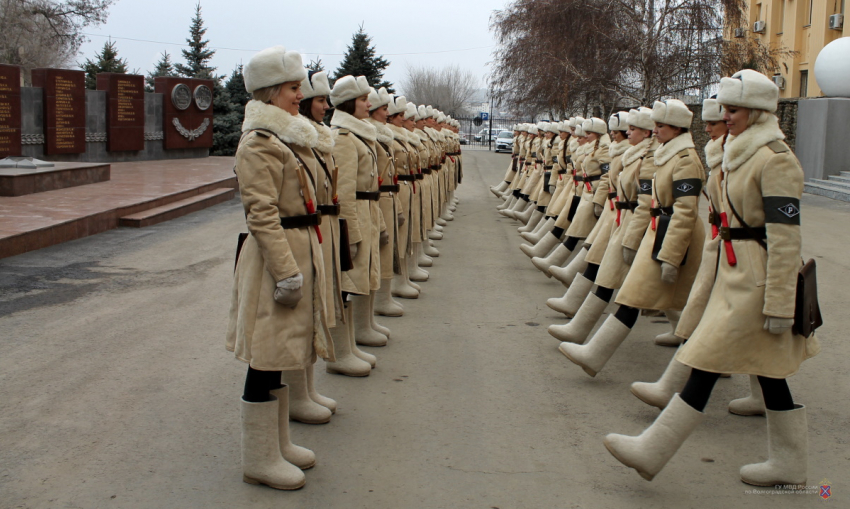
[536,121,547,132]
[717,69,779,113]
[330,75,371,107]
[702,98,724,122]
[405,102,418,120]
[567,117,577,128]
[388,95,407,116]
[300,70,330,100]
[627,107,655,131]
[608,111,629,131]
[574,124,586,137]
[528,124,538,135]
[545,122,559,134]
[417,105,427,121]
[424,106,435,119]
[367,87,392,111]
[651,99,693,129]
[244,46,306,93]
[583,117,608,135]
[571,116,585,129]
[437,112,447,123]
[557,122,569,132]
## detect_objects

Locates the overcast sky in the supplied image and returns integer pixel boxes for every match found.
[77,0,510,96]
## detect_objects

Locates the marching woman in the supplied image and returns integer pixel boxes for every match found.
[523,121,576,244]
[630,97,729,408]
[530,118,610,277]
[499,125,529,211]
[519,118,584,258]
[548,108,657,344]
[546,112,630,318]
[502,125,537,218]
[559,99,705,377]
[513,122,547,224]
[226,46,331,489]
[605,70,820,486]
[386,96,420,299]
[414,106,435,269]
[329,75,387,358]
[366,87,404,319]
[523,122,567,241]
[520,122,558,233]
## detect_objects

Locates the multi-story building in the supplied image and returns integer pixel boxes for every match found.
[739,0,848,97]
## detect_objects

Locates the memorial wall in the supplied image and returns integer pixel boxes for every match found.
[1,65,214,163]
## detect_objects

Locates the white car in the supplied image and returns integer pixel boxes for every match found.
[494,131,513,152]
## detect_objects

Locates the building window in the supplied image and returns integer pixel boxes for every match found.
[800,71,809,97]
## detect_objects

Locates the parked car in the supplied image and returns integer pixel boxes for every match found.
[494,131,514,152]
[458,133,469,145]
[474,128,502,143]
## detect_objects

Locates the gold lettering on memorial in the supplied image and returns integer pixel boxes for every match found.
[52,75,79,149]
[115,79,139,124]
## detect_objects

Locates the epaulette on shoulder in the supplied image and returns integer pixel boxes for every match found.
[677,149,690,158]
[767,140,789,153]
[252,129,271,138]
[334,127,350,135]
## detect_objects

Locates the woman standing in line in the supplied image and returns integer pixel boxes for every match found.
[226,46,331,490]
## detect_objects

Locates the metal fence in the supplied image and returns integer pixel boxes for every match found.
[455,116,534,150]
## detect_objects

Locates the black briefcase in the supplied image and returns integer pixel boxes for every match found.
[794,259,823,337]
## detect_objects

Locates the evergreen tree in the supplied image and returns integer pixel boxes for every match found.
[332,25,394,93]
[307,58,325,72]
[80,39,130,89]
[211,65,250,156]
[146,51,177,92]
[174,2,216,79]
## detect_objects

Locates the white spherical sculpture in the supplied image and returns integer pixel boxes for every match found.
[814,37,850,98]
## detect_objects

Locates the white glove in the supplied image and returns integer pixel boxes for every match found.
[274,273,303,308]
[623,247,637,266]
[380,231,389,245]
[350,242,358,259]
[660,262,679,284]
[397,213,405,227]
[764,317,794,335]
[594,203,603,217]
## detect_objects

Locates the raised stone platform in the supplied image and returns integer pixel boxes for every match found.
[0,162,111,196]
[804,171,850,203]
[0,157,237,259]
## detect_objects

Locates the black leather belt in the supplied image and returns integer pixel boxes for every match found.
[543,165,553,170]
[356,191,380,201]
[397,174,416,181]
[615,201,638,211]
[415,173,424,179]
[608,192,618,200]
[650,206,675,217]
[431,165,440,171]
[720,226,767,241]
[584,174,602,182]
[524,161,532,166]
[317,204,340,216]
[280,213,321,229]
[536,160,543,164]
[558,169,567,174]
[574,176,584,182]
[421,168,432,174]
[379,185,400,193]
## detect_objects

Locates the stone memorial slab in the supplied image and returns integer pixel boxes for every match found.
[97,73,145,152]
[31,68,86,155]
[155,77,214,150]
[0,64,22,158]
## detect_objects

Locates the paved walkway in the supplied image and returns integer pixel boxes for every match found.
[0,151,845,508]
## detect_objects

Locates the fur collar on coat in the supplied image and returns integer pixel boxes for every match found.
[722,115,784,173]
[305,117,334,154]
[415,128,430,143]
[704,135,725,170]
[330,109,377,142]
[388,124,409,143]
[366,118,394,145]
[609,139,630,159]
[242,100,318,147]
[654,132,695,166]
[622,137,654,167]
[568,137,580,153]
[406,129,422,147]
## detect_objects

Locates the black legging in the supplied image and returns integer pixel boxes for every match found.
[613,304,639,328]
[680,368,794,412]
[563,236,581,251]
[243,366,283,403]
[595,286,614,303]
[582,263,599,282]
[551,227,565,239]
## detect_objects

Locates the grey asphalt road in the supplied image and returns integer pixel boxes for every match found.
[0,151,846,508]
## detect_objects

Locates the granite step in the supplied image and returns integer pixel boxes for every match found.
[841,171,850,178]
[827,175,850,185]
[804,179,850,203]
[119,188,236,227]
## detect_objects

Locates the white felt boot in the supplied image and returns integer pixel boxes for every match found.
[603,394,704,481]
[369,290,392,337]
[522,217,555,243]
[434,224,444,233]
[325,306,372,376]
[410,245,430,280]
[740,405,808,488]
[348,304,377,367]
[417,242,433,267]
[546,273,595,317]
[630,351,692,409]
[728,375,767,416]
[305,362,336,413]
[654,310,683,347]
[520,231,560,258]
[490,180,509,196]
[559,314,632,377]
[352,293,387,347]
[374,279,404,316]
[550,246,588,284]
[516,202,536,224]
[281,369,332,424]
[497,194,516,211]
[269,385,318,469]
[241,398,306,490]
[532,243,572,274]
[440,203,454,221]
[423,240,440,257]
[548,291,608,344]
[392,264,420,299]
[499,196,522,216]
[518,209,544,233]
[435,217,448,227]
[429,228,444,240]
[505,197,529,219]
